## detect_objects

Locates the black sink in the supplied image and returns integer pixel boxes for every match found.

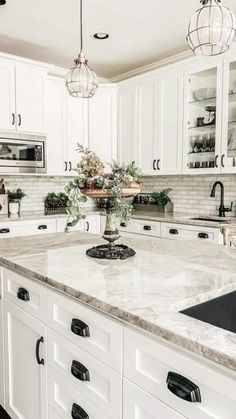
[190,217,230,223]
[180,291,236,333]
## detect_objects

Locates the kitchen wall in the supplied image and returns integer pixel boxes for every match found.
[3,176,95,213]
[141,174,236,217]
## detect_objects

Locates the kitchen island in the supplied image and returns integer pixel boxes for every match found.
[1,232,236,419]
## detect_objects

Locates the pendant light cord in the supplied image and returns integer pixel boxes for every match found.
[80,0,83,52]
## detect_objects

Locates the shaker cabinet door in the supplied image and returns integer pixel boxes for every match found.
[3,300,47,419]
[0,59,16,131]
[118,86,136,165]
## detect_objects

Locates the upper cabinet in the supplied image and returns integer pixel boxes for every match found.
[88,85,117,169]
[183,60,223,174]
[0,58,47,135]
[118,86,136,165]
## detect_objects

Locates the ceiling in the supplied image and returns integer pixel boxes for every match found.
[0,0,236,79]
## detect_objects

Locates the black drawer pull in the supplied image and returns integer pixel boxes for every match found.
[120,222,127,227]
[71,360,90,382]
[71,318,90,337]
[143,225,151,231]
[0,228,10,234]
[38,225,47,230]
[17,287,30,301]
[169,229,179,235]
[71,403,89,419]
[167,372,201,403]
[36,336,44,365]
[198,232,209,239]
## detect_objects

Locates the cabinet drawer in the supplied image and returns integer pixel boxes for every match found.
[124,328,236,419]
[0,218,56,238]
[48,329,122,419]
[47,290,122,372]
[132,219,161,237]
[2,268,48,322]
[49,368,112,419]
[161,223,220,243]
[123,379,185,419]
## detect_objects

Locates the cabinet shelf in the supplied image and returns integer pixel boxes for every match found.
[188,151,215,156]
[189,96,216,107]
[188,125,215,134]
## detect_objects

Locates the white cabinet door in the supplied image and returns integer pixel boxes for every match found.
[118,86,136,165]
[15,64,46,134]
[3,300,47,419]
[123,379,185,419]
[88,85,117,169]
[136,80,158,174]
[46,77,66,175]
[0,59,15,131]
[85,214,101,234]
[157,72,183,175]
[66,92,88,176]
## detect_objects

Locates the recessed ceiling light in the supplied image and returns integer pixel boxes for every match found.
[0,0,6,5]
[93,32,109,40]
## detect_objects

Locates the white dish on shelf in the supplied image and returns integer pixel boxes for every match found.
[193,88,216,101]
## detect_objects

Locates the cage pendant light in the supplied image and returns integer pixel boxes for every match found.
[65,0,98,98]
[187,0,236,56]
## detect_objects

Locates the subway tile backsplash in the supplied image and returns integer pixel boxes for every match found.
[141,174,236,217]
[3,176,95,213]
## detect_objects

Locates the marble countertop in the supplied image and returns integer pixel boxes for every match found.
[1,231,236,372]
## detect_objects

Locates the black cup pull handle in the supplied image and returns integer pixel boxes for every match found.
[120,222,127,227]
[85,221,89,232]
[143,225,151,231]
[221,154,225,168]
[65,161,68,172]
[17,287,30,301]
[36,336,44,365]
[167,372,201,403]
[0,228,10,234]
[157,159,161,170]
[18,114,22,126]
[11,113,15,126]
[71,403,89,419]
[71,318,90,337]
[198,232,209,239]
[38,225,47,230]
[71,360,90,382]
[215,154,219,168]
[169,229,179,235]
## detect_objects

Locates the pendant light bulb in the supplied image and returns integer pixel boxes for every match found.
[65,0,98,98]
[187,0,236,56]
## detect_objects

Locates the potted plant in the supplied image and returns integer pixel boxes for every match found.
[7,188,26,216]
[151,189,173,213]
[44,192,69,215]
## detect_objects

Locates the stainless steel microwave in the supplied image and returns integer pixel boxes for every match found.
[0,132,46,174]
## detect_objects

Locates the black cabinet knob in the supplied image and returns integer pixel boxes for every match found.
[143,225,151,231]
[198,232,209,239]
[0,228,10,234]
[169,229,179,235]
[167,372,201,403]
[71,403,89,419]
[17,287,30,301]
[71,360,90,382]
[71,318,90,337]
[38,225,47,230]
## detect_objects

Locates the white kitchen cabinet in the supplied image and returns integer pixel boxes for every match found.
[123,379,185,419]
[0,218,57,239]
[118,85,136,165]
[57,214,100,234]
[0,59,15,131]
[15,64,46,134]
[46,77,66,175]
[88,85,117,169]
[3,300,47,419]
[48,407,62,419]
[157,71,183,175]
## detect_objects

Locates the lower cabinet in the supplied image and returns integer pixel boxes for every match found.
[57,214,101,235]
[3,300,47,419]
[123,379,185,419]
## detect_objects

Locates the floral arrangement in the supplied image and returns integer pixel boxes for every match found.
[65,144,141,228]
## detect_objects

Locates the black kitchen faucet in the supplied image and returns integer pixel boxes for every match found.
[210,181,233,217]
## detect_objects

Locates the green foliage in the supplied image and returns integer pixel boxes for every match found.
[7,188,26,202]
[151,189,172,207]
[44,192,68,208]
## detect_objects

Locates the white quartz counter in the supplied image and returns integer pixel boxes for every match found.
[1,231,236,372]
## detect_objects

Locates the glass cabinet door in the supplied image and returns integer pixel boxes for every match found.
[221,60,236,172]
[184,65,221,173]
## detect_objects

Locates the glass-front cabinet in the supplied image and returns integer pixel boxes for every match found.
[221,57,236,173]
[183,61,223,173]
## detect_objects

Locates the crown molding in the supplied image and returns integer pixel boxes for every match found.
[108,49,193,83]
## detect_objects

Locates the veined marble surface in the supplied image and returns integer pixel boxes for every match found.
[1,232,236,372]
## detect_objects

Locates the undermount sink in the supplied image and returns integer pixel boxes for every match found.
[190,217,230,223]
[180,291,236,334]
